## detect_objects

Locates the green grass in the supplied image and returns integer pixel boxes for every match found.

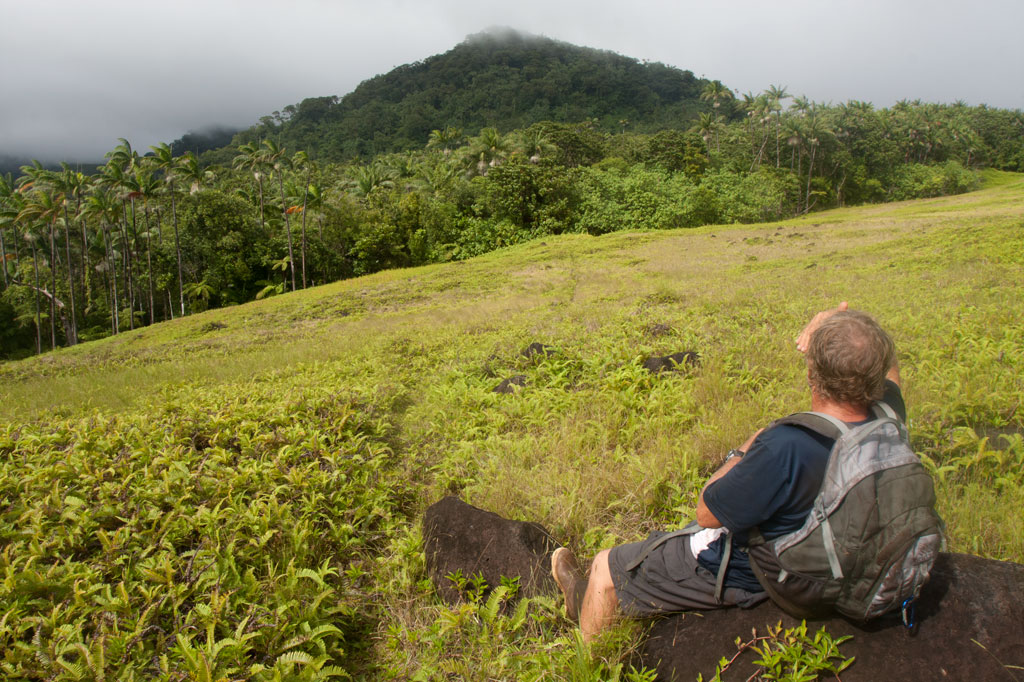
[2,174,1023,678]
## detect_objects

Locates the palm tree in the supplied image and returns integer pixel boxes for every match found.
[512,127,556,163]
[700,80,733,112]
[783,118,804,175]
[698,113,723,155]
[0,174,15,288]
[426,127,462,156]
[23,226,43,353]
[83,188,122,333]
[16,180,66,349]
[767,85,790,167]
[791,95,811,117]
[57,163,88,344]
[150,143,186,317]
[100,142,139,329]
[177,152,212,195]
[131,165,160,323]
[234,142,267,231]
[0,177,40,351]
[742,93,772,169]
[291,151,317,289]
[462,127,510,177]
[801,107,832,212]
[262,140,296,292]
[349,162,395,197]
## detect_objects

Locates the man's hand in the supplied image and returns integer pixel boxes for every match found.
[795,301,849,353]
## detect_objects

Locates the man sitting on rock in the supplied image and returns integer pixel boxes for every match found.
[551,302,906,640]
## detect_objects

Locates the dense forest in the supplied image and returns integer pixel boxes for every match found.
[208,30,710,163]
[2,33,1023,360]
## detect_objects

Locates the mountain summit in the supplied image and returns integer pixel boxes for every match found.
[232,29,713,161]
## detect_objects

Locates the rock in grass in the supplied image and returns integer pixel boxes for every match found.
[422,497,557,604]
[494,375,527,393]
[640,552,1024,681]
[522,342,558,359]
[643,351,700,374]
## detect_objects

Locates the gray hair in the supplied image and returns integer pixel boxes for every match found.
[807,310,895,407]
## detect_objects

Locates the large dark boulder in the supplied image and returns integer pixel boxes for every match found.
[423,498,1024,680]
[423,496,557,604]
[641,552,1024,681]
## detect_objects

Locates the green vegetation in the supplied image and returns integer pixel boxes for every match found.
[4,90,1021,360]
[700,621,854,682]
[2,175,1022,678]
[222,29,709,161]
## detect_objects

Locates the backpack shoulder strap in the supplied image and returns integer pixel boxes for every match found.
[871,400,899,421]
[773,411,849,441]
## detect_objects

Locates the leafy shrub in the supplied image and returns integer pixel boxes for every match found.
[891,161,980,200]
[700,168,801,223]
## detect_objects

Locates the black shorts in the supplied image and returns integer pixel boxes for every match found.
[607,530,767,617]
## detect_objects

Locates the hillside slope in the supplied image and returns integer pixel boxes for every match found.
[2,175,1022,678]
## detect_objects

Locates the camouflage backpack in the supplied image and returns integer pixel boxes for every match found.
[746,403,944,621]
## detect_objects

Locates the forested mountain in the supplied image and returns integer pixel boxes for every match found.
[220,29,714,161]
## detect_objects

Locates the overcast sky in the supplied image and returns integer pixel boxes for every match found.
[2,0,1022,161]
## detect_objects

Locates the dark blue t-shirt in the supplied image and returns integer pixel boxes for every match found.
[699,381,906,592]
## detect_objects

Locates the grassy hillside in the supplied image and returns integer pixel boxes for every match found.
[2,172,1023,679]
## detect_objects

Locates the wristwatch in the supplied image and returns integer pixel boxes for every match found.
[724,449,745,464]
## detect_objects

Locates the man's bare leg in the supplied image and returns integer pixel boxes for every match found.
[580,549,618,641]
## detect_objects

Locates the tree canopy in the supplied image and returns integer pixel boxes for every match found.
[222,30,714,162]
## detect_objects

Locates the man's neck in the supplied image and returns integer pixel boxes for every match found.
[810,392,870,423]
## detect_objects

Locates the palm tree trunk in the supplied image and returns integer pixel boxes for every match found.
[257,175,265,232]
[80,205,92,317]
[278,174,296,292]
[0,226,8,287]
[62,203,77,345]
[119,201,134,330]
[129,198,143,326]
[29,236,41,354]
[805,145,817,213]
[300,169,310,289]
[48,221,57,349]
[104,224,119,334]
[170,189,185,317]
[144,204,155,325]
[775,113,782,168]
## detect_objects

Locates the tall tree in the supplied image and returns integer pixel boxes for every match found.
[132,164,160,323]
[234,142,267,232]
[101,141,139,330]
[151,143,186,317]
[84,189,122,334]
[426,126,463,157]
[700,80,733,113]
[262,140,296,292]
[291,151,316,289]
[16,178,66,348]
[57,163,88,344]
[767,84,790,168]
